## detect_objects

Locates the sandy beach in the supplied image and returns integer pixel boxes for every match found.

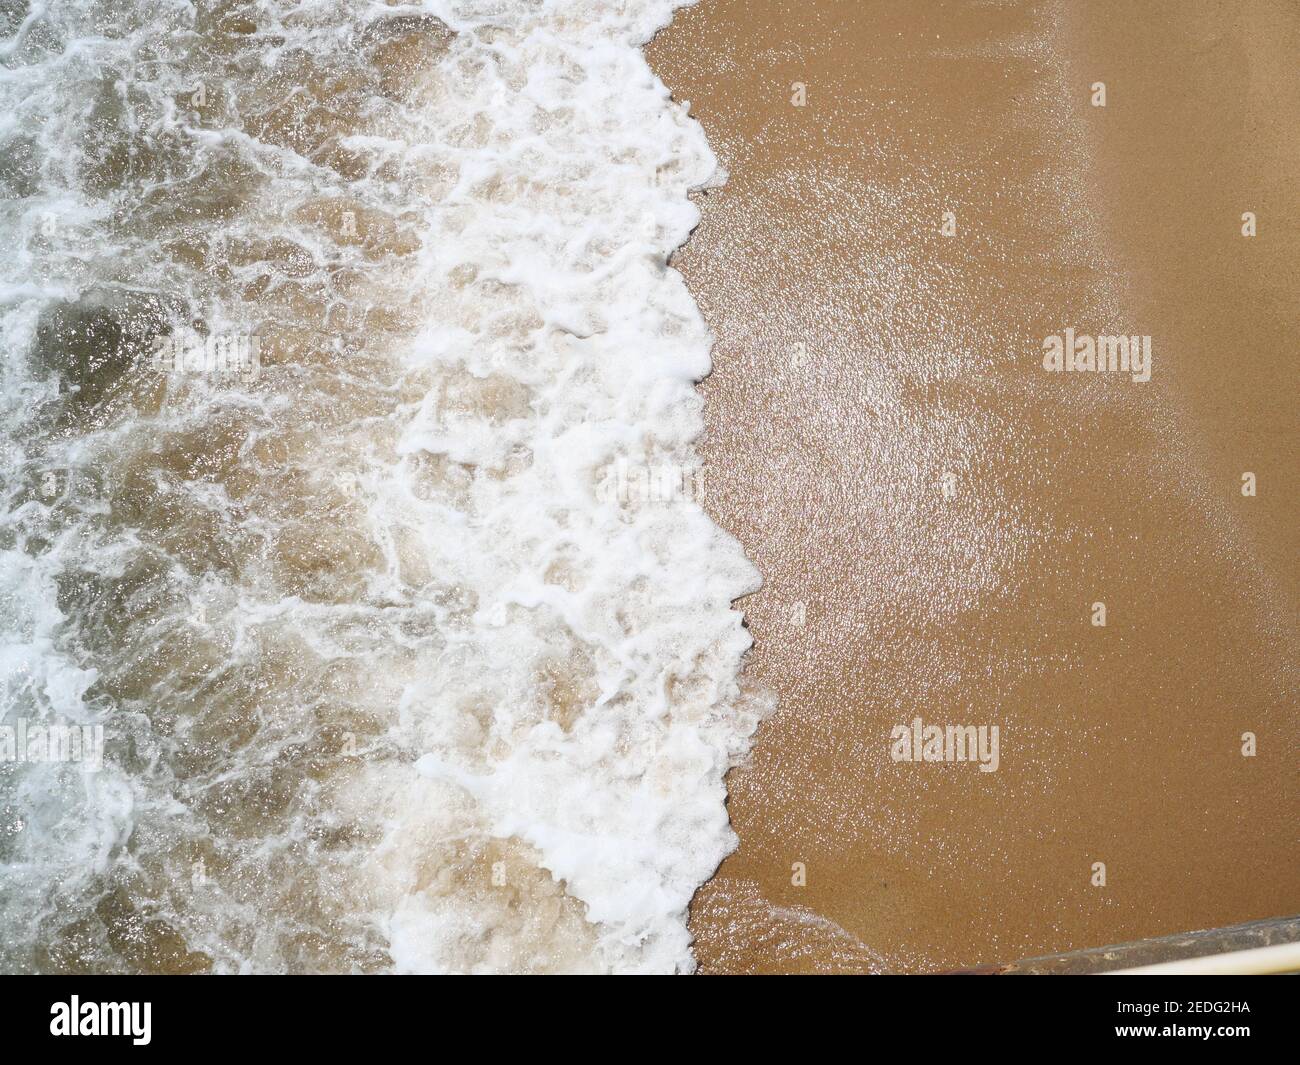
[649,0,1299,973]
[1,0,1294,982]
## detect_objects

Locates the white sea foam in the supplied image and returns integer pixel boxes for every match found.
[0,0,766,973]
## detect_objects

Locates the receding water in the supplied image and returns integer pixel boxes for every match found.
[0,0,765,974]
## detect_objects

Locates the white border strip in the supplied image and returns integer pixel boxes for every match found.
[1104,940,1300,975]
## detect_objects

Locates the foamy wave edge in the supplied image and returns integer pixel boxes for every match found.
[381,0,769,974]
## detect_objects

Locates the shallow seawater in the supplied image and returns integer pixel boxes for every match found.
[0,0,765,974]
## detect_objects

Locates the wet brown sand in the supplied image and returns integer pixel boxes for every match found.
[648,0,1299,973]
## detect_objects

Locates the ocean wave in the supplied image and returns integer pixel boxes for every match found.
[0,0,766,973]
